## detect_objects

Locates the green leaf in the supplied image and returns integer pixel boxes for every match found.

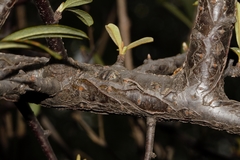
[193,1,198,5]
[0,41,31,49]
[126,37,153,50]
[231,47,240,63]
[76,154,81,160]
[63,0,92,10]
[56,2,65,12]
[236,2,240,48]
[105,23,122,49]
[67,9,93,26]
[0,40,62,60]
[29,103,41,116]
[3,25,88,40]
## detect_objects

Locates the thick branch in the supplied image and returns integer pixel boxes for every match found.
[0,53,240,135]
[0,0,240,138]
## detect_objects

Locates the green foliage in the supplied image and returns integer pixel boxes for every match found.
[29,103,41,116]
[59,0,92,11]
[105,23,153,55]
[56,0,93,26]
[0,40,62,59]
[0,25,88,60]
[0,0,94,59]
[2,25,88,40]
[193,1,198,5]
[66,9,93,26]
[231,2,240,63]
[235,2,240,48]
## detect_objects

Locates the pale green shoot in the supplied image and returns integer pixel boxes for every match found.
[105,23,153,55]
[76,154,81,160]
[231,2,240,63]
[193,1,198,6]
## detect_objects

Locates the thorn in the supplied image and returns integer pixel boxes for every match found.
[182,42,188,52]
[147,54,152,60]
[144,117,157,160]
[143,54,152,64]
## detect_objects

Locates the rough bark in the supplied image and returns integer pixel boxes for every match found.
[0,0,17,29]
[0,0,240,136]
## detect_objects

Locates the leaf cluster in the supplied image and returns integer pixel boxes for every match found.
[0,0,93,59]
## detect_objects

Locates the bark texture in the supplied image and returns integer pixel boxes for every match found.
[0,0,240,136]
[0,0,17,29]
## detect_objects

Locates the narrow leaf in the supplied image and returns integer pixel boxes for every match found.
[63,0,92,10]
[0,41,31,50]
[126,37,153,50]
[76,154,81,160]
[3,25,88,40]
[67,9,93,26]
[236,2,240,48]
[20,40,62,59]
[0,40,62,60]
[29,103,41,116]
[105,23,122,48]
[193,1,198,5]
[56,2,65,12]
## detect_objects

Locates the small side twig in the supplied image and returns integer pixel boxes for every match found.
[144,117,157,160]
[40,114,93,160]
[72,112,107,147]
[15,100,57,160]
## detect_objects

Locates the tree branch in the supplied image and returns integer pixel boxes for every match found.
[0,0,239,152]
[33,0,68,61]
[144,117,156,160]
[0,0,17,30]
[15,100,57,160]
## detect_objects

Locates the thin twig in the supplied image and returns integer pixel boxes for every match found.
[72,112,107,147]
[98,114,105,142]
[144,117,157,160]
[15,101,57,160]
[40,115,93,160]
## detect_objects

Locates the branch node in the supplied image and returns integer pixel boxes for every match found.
[144,117,157,160]
[114,55,125,66]
[147,54,152,60]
